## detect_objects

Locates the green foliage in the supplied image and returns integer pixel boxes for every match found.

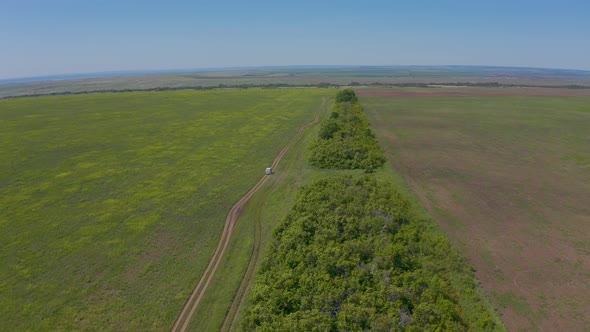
[318,119,341,140]
[335,88,359,103]
[308,90,386,171]
[241,175,501,331]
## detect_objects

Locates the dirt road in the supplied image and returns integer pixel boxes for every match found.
[171,110,321,332]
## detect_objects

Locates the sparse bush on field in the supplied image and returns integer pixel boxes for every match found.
[335,88,359,103]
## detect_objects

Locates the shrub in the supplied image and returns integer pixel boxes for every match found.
[308,90,385,170]
[335,88,359,103]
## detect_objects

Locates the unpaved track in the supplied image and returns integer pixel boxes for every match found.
[220,191,264,332]
[171,109,321,332]
[221,99,326,331]
[220,147,292,332]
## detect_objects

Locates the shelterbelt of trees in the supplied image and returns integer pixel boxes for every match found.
[307,89,386,171]
[241,176,500,331]
[241,89,503,331]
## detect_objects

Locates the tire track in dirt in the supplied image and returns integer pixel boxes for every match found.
[220,151,293,332]
[220,194,263,332]
[221,99,326,331]
[172,105,322,332]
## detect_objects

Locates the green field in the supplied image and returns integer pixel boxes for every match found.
[0,88,331,330]
[359,89,590,331]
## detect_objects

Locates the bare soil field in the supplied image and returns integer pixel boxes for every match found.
[360,88,590,331]
[358,87,590,98]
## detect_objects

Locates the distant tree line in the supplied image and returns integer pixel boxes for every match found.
[0,84,338,99]
[3,81,588,99]
[307,89,386,171]
[240,175,502,331]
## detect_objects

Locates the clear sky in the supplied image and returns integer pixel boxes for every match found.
[1,0,589,79]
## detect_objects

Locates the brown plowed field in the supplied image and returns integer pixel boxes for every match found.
[357,87,590,98]
[361,88,590,331]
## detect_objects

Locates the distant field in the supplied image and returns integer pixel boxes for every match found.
[360,88,590,331]
[0,89,330,330]
[2,66,590,98]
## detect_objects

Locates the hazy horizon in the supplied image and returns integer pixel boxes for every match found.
[2,0,589,79]
[3,64,590,85]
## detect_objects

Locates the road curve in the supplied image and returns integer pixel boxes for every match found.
[171,109,321,332]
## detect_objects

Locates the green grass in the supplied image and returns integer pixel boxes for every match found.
[0,88,332,330]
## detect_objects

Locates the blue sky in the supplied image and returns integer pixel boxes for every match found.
[1,0,589,79]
